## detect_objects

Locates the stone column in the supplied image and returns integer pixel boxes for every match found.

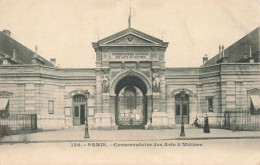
[151,92,169,129]
[159,70,166,112]
[93,70,108,129]
[145,95,153,129]
[110,95,117,129]
[102,94,110,113]
[95,70,102,113]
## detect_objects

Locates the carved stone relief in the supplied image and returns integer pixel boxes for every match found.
[0,91,13,97]
[107,34,153,45]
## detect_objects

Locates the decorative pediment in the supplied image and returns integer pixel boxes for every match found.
[106,34,153,45]
[97,28,166,47]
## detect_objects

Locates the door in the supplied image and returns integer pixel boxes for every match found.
[175,93,189,124]
[80,104,85,125]
[73,95,86,126]
[73,105,80,125]
[175,104,181,124]
[182,104,189,123]
[175,104,189,124]
[73,104,86,126]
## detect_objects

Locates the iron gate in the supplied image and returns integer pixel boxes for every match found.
[0,114,37,135]
[224,110,260,131]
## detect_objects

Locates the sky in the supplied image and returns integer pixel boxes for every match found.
[0,0,259,68]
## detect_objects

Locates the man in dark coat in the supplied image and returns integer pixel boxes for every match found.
[203,114,210,133]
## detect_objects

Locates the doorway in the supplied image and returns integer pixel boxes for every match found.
[114,76,148,129]
[175,93,189,124]
[73,95,86,126]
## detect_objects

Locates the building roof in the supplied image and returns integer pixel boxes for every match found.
[204,27,260,66]
[0,30,54,66]
[97,27,164,44]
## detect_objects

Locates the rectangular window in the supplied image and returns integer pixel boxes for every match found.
[208,98,213,112]
[48,100,54,114]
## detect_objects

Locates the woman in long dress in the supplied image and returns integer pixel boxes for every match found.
[203,114,210,133]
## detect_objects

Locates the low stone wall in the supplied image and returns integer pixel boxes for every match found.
[196,113,225,128]
[37,115,65,130]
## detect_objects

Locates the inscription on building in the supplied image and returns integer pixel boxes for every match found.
[110,52,150,61]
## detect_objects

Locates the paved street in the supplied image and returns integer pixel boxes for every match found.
[0,139,260,165]
[0,128,260,143]
[1,128,260,164]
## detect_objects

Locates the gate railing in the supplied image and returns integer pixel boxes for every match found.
[0,114,37,135]
[224,110,260,131]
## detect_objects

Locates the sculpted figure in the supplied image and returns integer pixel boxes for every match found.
[152,73,160,93]
[102,75,109,93]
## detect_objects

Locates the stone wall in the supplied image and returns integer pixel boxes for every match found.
[0,65,96,130]
[166,67,199,125]
[0,62,259,130]
[165,63,260,128]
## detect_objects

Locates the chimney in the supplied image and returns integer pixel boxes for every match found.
[219,45,222,58]
[222,45,225,57]
[13,49,17,60]
[203,54,208,64]
[249,46,254,63]
[249,46,252,58]
[34,45,38,58]
[2,29,11,37]
[50,58,56,66]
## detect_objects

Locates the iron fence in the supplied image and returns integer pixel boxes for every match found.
[0,114,37,135]
[224,110,260,131]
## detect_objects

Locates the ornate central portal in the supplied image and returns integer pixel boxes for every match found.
[115,76,147,129]
[92,27,169,130]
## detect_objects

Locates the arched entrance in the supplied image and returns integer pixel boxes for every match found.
[115,76,148,129]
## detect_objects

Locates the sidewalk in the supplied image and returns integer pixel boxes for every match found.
[1,128,260,143]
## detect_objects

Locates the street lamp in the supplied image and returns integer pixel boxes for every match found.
[84,90,90,138]
[180,89,186,137]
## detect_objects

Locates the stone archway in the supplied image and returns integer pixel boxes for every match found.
[110,70,152,96]
[112,73,151,129]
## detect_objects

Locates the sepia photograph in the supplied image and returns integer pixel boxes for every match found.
[0,0,260,164]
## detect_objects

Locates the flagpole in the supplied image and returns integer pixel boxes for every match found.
[128,1,131,28]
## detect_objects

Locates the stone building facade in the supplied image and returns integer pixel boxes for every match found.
[0,27,259,130]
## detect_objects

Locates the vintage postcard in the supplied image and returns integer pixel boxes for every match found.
[0,0,259,164]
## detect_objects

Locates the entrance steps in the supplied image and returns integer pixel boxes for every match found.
[68,124,199,130]
[69,125,85,130]
[172,124,198,129]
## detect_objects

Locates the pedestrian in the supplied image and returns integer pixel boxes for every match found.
[192,116,199,128]
[203,114,210,133]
